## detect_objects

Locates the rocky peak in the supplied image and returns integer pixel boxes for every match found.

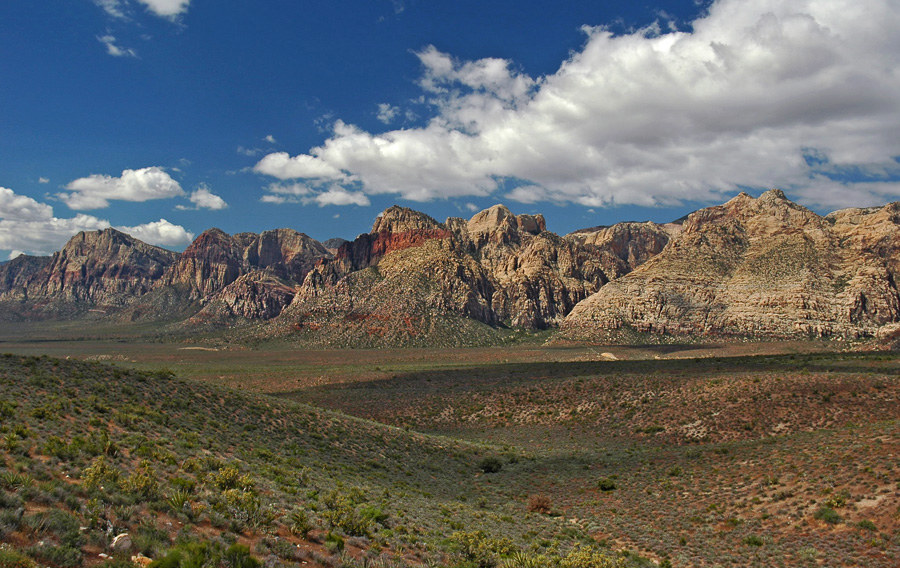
[161,227,331,301]
[684,189,824,239]
[516,213,546,235]
[179,228,237,260]
[569,221,677,275]
[0,254,53,300]
[372,206,443,234]
[246,229,330,272]
[159,229,247,299]
[467,204,516,235]
[20,228,178,308]
[560,190,900,342]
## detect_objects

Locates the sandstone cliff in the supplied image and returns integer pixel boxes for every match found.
[566,221,681,277]
[560,190,900,341]
[0,228,178,317]
[155,227,331,321]
[276,203,663,346]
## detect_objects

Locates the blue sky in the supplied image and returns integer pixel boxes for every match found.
[2,0,899,258]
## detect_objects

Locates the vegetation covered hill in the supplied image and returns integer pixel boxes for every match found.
[286,351,900,567]
[0,354,656,568]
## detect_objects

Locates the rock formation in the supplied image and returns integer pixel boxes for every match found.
[277,203,661,345]
[560,190,900,341]
[5,191,897,346]
[152,227,331,320]
[566,221,681,277]
[0,228,178,317]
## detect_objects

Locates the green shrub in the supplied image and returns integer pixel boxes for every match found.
[82,456,120,491]
[123,462,161,501]
[0,546,36,568]
[324,532,344,553]
[743,535,764,546]
[288,508,312,537]
[813,506,842,525]
[597,478,617,491]
[150,541,259,568]
[450,530,514,568]
[856,519,877,531]
[26,544,82,568]
[559,544,626,568]
[478,457,503,474]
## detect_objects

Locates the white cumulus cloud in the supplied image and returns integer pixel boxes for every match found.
[117,219,194,247]
[176,185,228,210]
[253,152,345,181]
[313,188,370,207]
[137,0,190,18]
[0,187,55,222]
[253,0,900,211]
[61,167,184,210]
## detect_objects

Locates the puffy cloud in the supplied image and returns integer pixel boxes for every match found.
[176,185,228,210]
[0,187,111,255]
[253,152,345,181]
[61,167,184,210]
[254,0,900,211]
[0,187,193,255]
[264,134,277,144]
[98,35,137,58]
[137,0,190,18]
[38,177,49,184]
[0,187,54,222]
[117,219,194,246]
[313,188,370,207]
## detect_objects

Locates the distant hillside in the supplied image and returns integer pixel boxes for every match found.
[560,190,900,342]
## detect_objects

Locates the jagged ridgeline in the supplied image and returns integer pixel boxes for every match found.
[2,192,900,345]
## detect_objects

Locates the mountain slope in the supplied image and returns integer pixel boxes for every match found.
[560,190,900,341]
[273,204,663,346]
[0,228,178,318]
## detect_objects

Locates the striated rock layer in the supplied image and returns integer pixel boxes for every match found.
[0,228,178,317]
[153,227,331,322]
[560,190,900,341]
[276,203,668,346]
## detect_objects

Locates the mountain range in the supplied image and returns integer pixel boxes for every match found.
[2,190,899,346]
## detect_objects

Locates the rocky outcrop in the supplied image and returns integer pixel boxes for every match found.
[0,254,53,301]
[158,228,248,300]
[279,203,659,344]
[560,190,900,341]
[157,227,330,317]
[0,229,178,314]
[567,221,681,277]
[460,205,609,328]
[0,226,330,322]
[189,270,297,323]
